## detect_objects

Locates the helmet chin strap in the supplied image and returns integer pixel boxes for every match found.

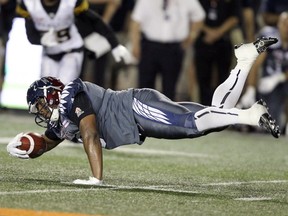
[49,107,60,122]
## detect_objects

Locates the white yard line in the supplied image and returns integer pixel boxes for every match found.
[234,197,273,201]
[113,147,214,158]
[202,180,288,186]
[0,185,200,196]
[0,188,102,195]
[0,137,13,144]
[0,137,214,158]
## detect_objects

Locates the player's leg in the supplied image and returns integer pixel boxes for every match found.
[41,56,59,78]
[133,88,280,139]
[133,88,201,139]
[138,40,158,89]
[59,52,84,84]
[195,99,280,138]
[212,37,278,109]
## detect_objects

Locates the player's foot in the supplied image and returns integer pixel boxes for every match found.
[234,37,278,61]
[256,99,280,138]
[259,113,280,138]
[253,37,278,54]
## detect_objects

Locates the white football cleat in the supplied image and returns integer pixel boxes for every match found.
[234,37,278,61]
[255,99,280,138]
[246,99,280,138]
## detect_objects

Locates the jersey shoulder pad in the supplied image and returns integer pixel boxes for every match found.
[74,0,89,15]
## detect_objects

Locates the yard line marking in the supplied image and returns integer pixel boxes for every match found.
[0,185,200,196]
[104,184,201,194]
[0,188,105,195]
[234,197,273,201]
[202,180,288,186]
[0,137,13,143]
[0,138,75,145]
[113,147,214,158]
[0,137,214,158]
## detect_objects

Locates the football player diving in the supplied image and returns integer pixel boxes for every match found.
[7,37,280,185]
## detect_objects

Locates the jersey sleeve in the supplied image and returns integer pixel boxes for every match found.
[45,129,63,141]
[25,19,42,45]
[68,91,95,127]
[15,0,41,44]
[75,9,119,48]
[188,0,206,22]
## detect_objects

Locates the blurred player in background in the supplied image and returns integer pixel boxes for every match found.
[16,0,131,84]
[0,0,16,107]
[7,38,280,185]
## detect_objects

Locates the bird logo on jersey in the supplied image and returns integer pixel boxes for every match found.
[75,107,84,117]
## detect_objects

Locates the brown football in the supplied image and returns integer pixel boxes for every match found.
[18,132,47,158]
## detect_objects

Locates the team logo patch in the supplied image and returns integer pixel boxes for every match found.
[75,107,84,117]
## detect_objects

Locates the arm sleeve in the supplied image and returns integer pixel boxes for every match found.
[45,129,63,141]
[189,0,206,22]
[68,91,95,127]
[75,9,119,48]
[16,1,42,44]
[25,18,42,45]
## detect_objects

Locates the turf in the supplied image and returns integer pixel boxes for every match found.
[1,110,288,216]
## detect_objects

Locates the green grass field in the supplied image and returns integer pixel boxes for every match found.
[1,110,288,216]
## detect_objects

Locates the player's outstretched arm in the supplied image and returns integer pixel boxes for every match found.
[73,114,103,185]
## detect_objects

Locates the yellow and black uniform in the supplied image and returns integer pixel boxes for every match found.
[16,0,119,84]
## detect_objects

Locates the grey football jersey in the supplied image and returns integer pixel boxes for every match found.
[83,82,141,149]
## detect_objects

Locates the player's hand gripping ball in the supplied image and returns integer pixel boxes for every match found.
[18,132,47,158]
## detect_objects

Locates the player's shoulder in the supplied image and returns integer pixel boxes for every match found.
[63,78,84,91]
[74,0,89,14]
[60,79,85,112]
[16,0,30,18]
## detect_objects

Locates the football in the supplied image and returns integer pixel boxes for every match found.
[18,132,47,158]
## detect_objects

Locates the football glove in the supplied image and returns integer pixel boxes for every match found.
[84,32,111,58]
[238,86,256,108]
[111,45,133,64]
[73,177,103,185]
[258,73,286,94]
[7,132,29,159]
[41,28,59,47]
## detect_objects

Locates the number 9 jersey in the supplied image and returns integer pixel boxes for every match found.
[16,0,87,55]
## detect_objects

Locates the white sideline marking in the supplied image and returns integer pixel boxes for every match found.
[202,180,288,186]
[0,138,74,145]
[235,197,272,201]
[0,137,213,158]
[105,184,200,194]
[0,185,200,196]
[114,147,214,158]
[0,137,12,143]
[0,188,102,195]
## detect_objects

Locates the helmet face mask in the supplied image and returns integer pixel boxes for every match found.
[27,77,64,128]
[33,97,54,128]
